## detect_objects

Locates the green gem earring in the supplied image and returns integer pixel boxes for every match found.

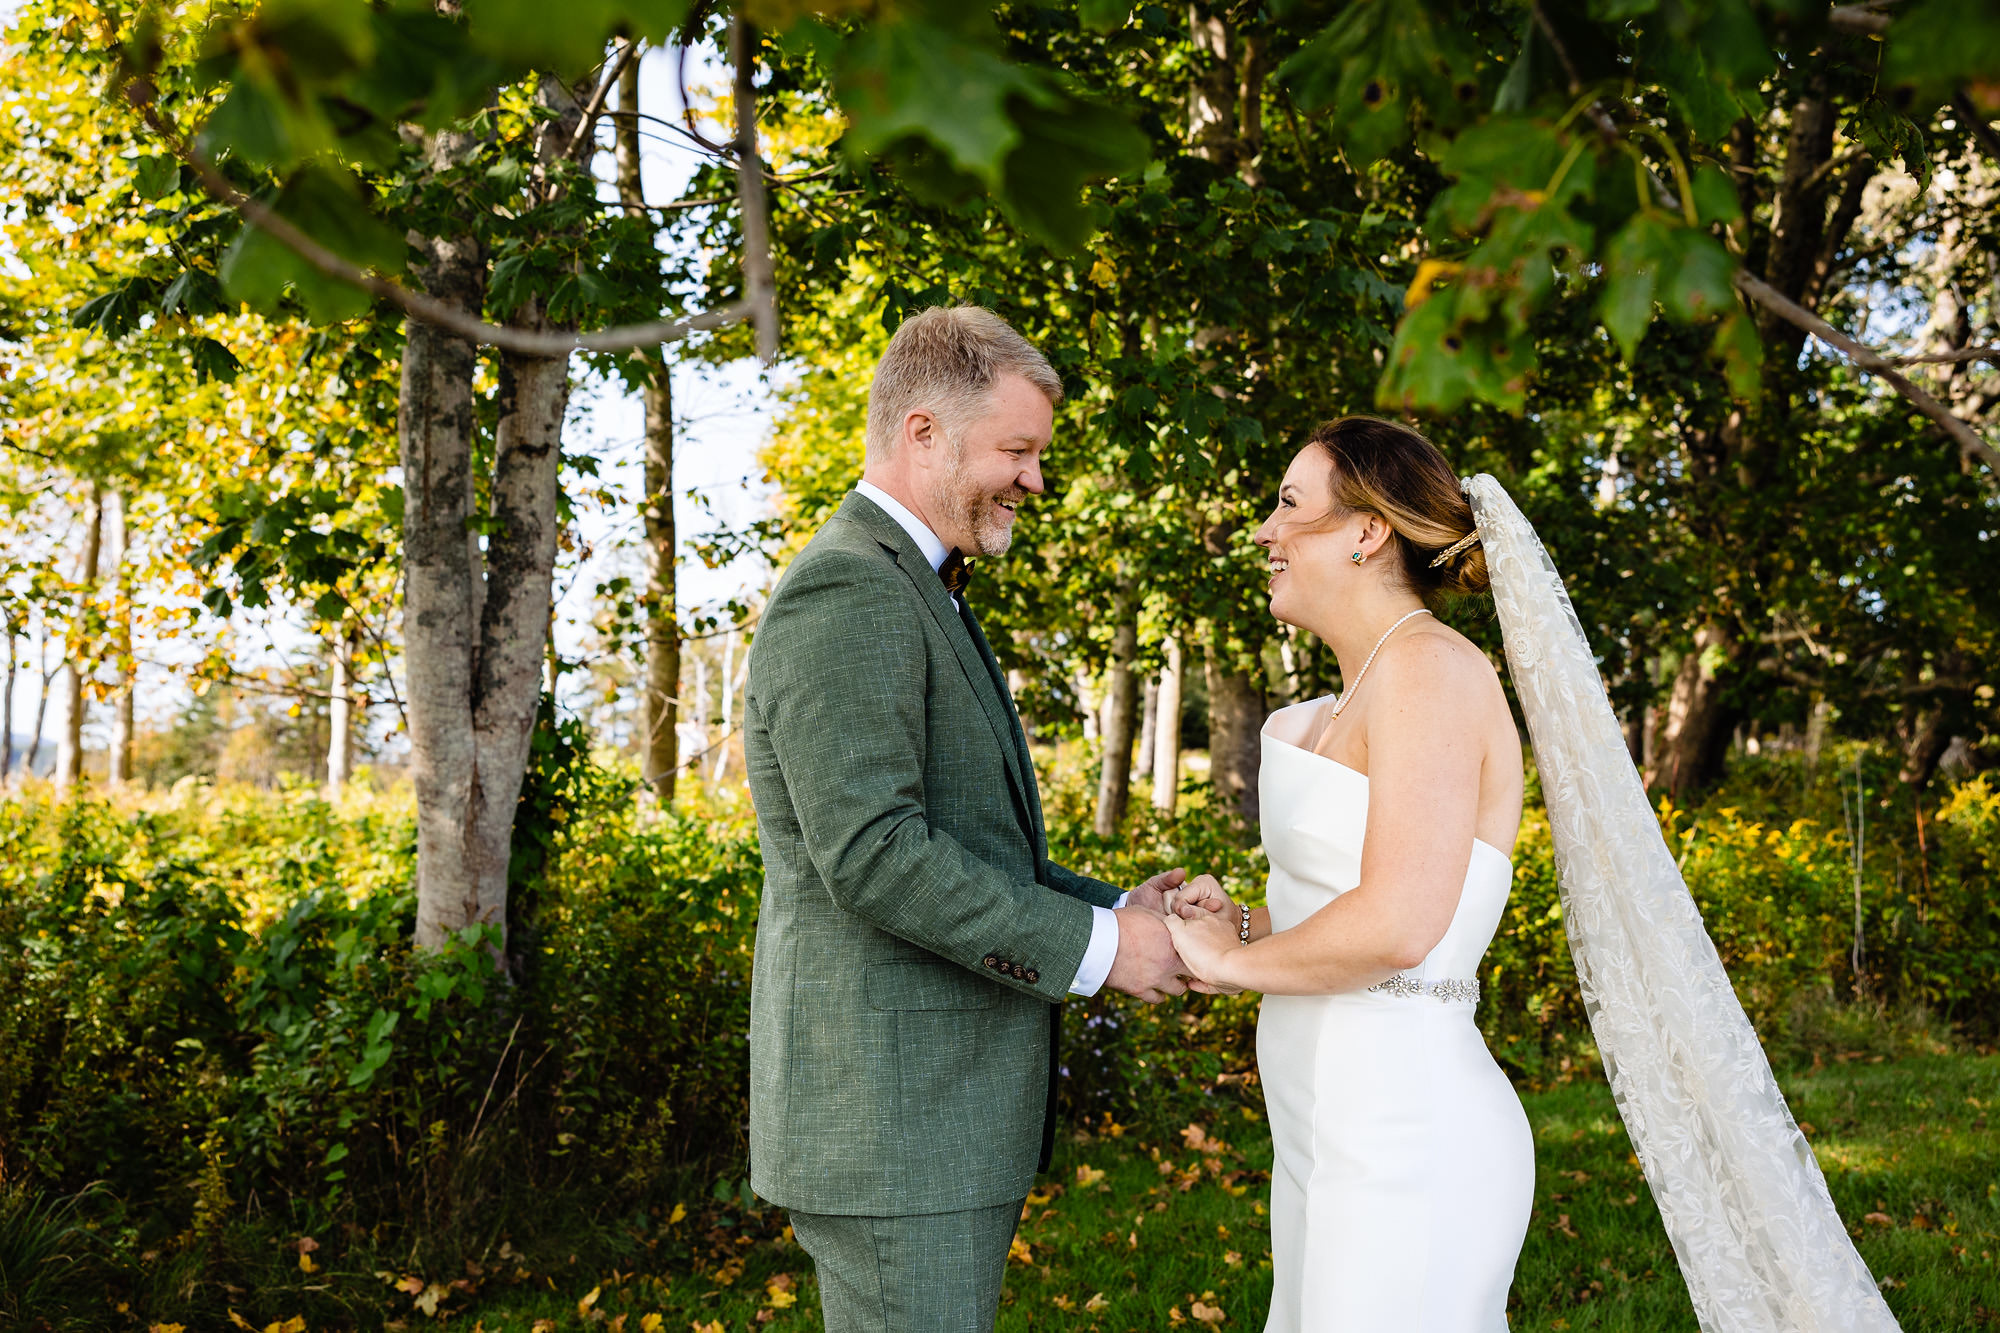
[1351,551,1366,565]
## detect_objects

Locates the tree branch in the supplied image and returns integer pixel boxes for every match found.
[732,17,778,363]
[565,37,640,164]
[1881,345,2000,367]
[120,68,759,358]
[1828,5,1893,36]
[1733,271,2000,473]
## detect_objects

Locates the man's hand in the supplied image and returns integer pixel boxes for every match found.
[1165,873,1234,920]
[1104,907,1188,1003]
[1123,866,1188,915]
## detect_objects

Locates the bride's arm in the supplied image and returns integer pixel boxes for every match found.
[1171,636,1489,996]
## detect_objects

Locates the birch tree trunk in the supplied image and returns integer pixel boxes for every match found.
[1151,637,1183,814]
[617,52,682,803]
[1094,599,1139,836]
[26,630,53,777]
[404,77,582,953]
[105,491,133,787]
[326,628,354,798]
[55,486,103,797]
[1134,676,1159,784]
[2,626,15,784]
[1205,647,1263,825]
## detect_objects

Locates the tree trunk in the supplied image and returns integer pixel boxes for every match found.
[105,491,133,787]
[405,77,581,952]
[1899,705,1955,789]
[55,486,104,797]
[1645,622,1736,798]
[26,632,53,777]
[1205,646,1263,826]
[326,629,354,798]
[1094,604,1140,836]
[2,625,16,783]
[617,46,682,803]
[1134,676,1159,784]
[1151,637,1184,814]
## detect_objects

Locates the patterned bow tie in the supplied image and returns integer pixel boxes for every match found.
[938,549,974,597]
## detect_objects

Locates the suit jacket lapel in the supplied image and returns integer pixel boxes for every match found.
[835,493,1036,826]
[958,601,1048,860]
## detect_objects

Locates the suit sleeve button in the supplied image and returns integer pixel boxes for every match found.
[1011,963,1025,979]
[983,956,999,969]
[1026,969,1040,983]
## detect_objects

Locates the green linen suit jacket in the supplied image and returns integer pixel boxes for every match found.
[744,491,1123,1218]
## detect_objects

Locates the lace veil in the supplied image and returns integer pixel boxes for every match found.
[1465,474,1901,1332]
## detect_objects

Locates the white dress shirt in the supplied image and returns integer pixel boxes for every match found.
[854,480,1124,996]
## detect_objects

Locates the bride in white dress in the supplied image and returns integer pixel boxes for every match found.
[1164,417,1903,1333]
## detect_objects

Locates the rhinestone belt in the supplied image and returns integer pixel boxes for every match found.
[1367,973,1480,1004]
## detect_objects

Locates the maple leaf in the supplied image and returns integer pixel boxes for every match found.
[1180,1123,1209,1152]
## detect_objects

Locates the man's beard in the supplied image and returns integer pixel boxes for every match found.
[938,438,1020,557]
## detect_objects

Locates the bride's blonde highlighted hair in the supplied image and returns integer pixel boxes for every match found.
[1309,415,1489,606]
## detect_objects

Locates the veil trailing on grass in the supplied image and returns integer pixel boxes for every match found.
[1465,474,1901,1333]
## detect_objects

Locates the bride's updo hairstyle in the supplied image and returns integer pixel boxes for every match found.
[1311,415,1490,607]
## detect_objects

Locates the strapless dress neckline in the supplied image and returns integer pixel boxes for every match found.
[1259,728,1515,868]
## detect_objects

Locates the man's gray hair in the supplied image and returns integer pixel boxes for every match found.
[864,306,1062,462]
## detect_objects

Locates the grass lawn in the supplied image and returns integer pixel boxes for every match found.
[357,1054,1998,1331]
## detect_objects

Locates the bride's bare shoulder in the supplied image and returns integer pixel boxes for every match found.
[1375,621,1502,695]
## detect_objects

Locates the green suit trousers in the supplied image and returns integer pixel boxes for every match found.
[788,1198,1025,1333]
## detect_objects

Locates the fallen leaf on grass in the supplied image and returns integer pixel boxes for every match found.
[147,1326,186,1333]
[667,1203,687,1225]
[1554,1214,1579,1239]
[1180,1124,1209,1152]
[1051,1294,1074,1310]
[1168,1307,1185,1325]
[580,1285,602,1315]
[691,1322,725,1333]
[1076,1164,1106,1188]
[1085,1292,1109,1312]
[1223,1251,1242,1267]
[1865,1212,1894,1227]
[228,1313,256,1332]
[1191,1298,1227,1325]
[1009,1235,1034,1264]
[640,1316,663,1333]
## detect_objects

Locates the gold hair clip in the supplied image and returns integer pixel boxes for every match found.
[1428,530,1481,568]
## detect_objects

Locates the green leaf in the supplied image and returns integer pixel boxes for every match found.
[313,591,348,620]
[220,166,404,323]
[1599,213,1671,361]
[189,337,244,384]
[1079,0,1134,33]
[134,154,180,200]
[838,19,1051,182]
[1661,231,1735,322]
[1882,0,2000,113]
[72,278,161,338]
[1711,309,1763,400]
[1691,163,1741,226]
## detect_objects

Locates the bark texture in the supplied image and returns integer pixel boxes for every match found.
[326,630,354,797]
[1094,604,1140,836]
[1151,638,1184,813]
[617,53,682,801]
[55,486,103,797]
[1205,649,1263,826]
[105,491,133,786]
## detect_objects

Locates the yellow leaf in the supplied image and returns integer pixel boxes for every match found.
[766,1289,797,1309]
[640,1317,663,1333]
[1075,1164,1106,1188]
[299,1252,318,1274]
[228,1313,257,1332]
[149,1325,187,1333]
[1224,1250,1242,1266]
[1191,1298,1228,1325]
[1084,1292,1110,1312]
[580,1285,602,1314]
[1405,259,1464,308]
[532,1322,557,1333]
[1008,1235,1034,1265]
[1052,1294,1074,1310]
[692,1322,725,1333]
[667,1203,687,1225]
[269,1319,306,1333]
[1169,1306,1186,1325]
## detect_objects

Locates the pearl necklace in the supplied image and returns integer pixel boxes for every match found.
[1327,608,1433,720]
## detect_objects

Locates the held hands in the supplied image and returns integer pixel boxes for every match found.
[1105,866,1192,1004]
[1162,875,1250,996]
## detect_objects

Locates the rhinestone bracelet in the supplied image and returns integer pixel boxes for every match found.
[1238,904,1252,944]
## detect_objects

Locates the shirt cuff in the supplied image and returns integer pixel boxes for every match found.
[1070,903,1122,996]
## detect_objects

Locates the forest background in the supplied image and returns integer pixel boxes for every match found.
[2,0,1999,1329]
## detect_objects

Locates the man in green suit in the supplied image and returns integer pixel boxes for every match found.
[744,306,1190,1332]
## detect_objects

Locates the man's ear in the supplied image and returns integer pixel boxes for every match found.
[903,408,938,461]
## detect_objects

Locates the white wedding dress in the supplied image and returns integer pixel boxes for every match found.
[1257,699,1533,1331]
